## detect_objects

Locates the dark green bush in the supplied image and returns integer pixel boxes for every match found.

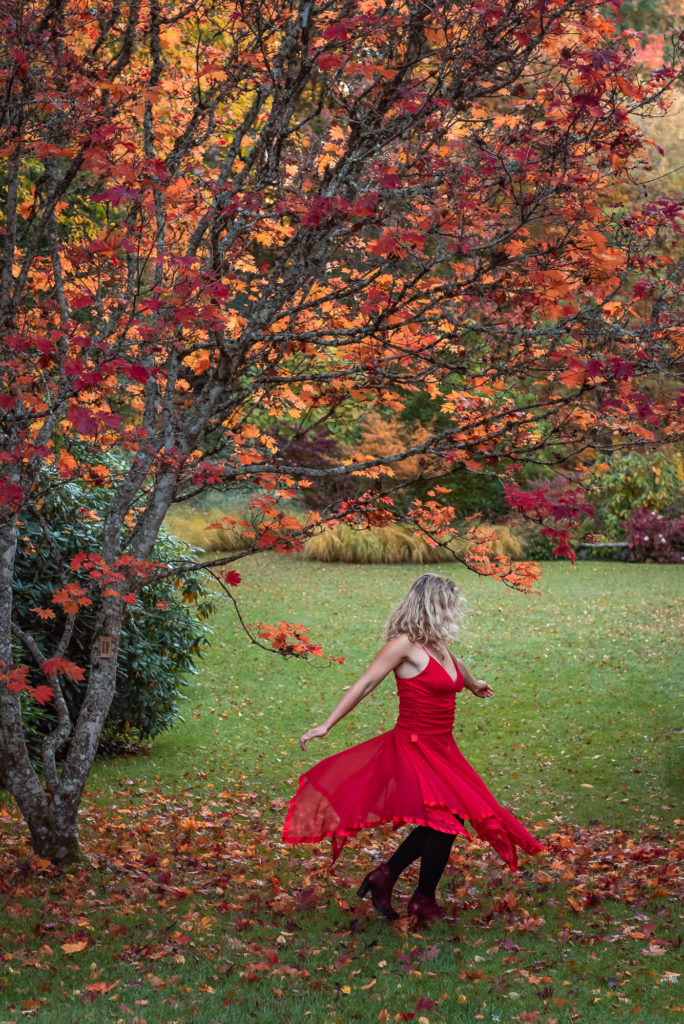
[13,468,214,758]
[509,520,561,560]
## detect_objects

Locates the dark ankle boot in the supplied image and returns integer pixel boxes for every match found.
[357,862,399,920]
[407,890,446,922]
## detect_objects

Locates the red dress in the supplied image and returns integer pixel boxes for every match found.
[282,650,547,871]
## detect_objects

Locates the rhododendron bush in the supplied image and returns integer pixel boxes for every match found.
[0,0,683,860]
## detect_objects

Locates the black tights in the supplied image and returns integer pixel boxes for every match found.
[386,821,463,898]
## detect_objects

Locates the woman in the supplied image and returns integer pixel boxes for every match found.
[282,573,546,922]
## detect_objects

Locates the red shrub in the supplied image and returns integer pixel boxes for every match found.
[625,507,684,563]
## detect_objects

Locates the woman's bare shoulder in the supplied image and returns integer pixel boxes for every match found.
[382,634,425,669]
[382,633,420,655]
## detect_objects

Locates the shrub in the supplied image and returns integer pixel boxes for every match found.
[504,520,561,560]
[13,469,215,759]
[624,507,684,563]
[273,426,358,510]
[590,450,684,538]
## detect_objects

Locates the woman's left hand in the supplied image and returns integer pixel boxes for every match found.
[471,679,493,698]
[300,723,329,750]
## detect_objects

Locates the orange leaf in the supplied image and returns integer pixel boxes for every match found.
[31,606,56,620]
[61,940,88,953]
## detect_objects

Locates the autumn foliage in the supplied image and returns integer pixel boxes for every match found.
[0,0,683,859]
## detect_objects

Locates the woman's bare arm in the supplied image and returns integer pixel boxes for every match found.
[299,635,418,750]
[454,656,494,698]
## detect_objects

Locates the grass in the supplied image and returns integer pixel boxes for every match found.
[1,559,682,1024]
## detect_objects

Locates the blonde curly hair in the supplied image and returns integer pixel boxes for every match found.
[382,573,466,648]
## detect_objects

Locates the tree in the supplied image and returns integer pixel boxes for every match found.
[1,0,683,862]
[12,459,214,757]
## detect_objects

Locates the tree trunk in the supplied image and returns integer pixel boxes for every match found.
[24,797,82,864]
[1,517,125,862]
[47,597,125,856]
[0,517,54,855]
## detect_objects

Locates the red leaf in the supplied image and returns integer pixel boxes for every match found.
[3,665,30,693]
[317,53,342,72]
[571,93,604,117]
[41,657,86,682]
[323,22,351,41]
[368,233,398,256]
[121,363,150,383]
[66,406,98,435]
[52,582,92,613]
[378,171,402,189]
[30,684,54,706]
[0,480,23,506]
[225,571,242,587]
[91,185,142,205]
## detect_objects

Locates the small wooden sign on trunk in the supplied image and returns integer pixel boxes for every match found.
[100,636,114,659]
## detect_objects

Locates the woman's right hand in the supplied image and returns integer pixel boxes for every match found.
[300,723,329,750]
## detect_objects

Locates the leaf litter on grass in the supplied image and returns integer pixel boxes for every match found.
[2,561,682,1021]
[1,787,682,1023]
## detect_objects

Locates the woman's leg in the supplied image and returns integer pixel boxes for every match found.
[386,825,431,877]
[415,829,456,897]
[387,817,463,882]
[359,826,430,920]
[361,820,463,920]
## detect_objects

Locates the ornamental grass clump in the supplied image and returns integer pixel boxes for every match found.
[164,506,253,553]
[301,523,524,564]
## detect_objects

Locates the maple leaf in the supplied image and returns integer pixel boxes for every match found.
[323,21,351,41]
[31,606,56,620]
[91,185,142,205]
[0,480,23,506]
[58,450,78,478]
[378,171,401,189]
[66,406,98,435]
[368,233,398,256]
[120,362,150,383]
[3,664,30,693]
[52,583,92,614]
[41,657,86,682]
[29,684,54,706]
[225,570,242,586]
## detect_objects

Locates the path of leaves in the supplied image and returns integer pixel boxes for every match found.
[1,787,682,1023]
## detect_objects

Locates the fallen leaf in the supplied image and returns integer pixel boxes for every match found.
[61,940,88,954]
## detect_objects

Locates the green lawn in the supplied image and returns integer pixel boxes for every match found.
[1,559,682,1023]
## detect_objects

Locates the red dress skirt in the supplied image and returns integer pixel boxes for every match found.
[282,651,547,871]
